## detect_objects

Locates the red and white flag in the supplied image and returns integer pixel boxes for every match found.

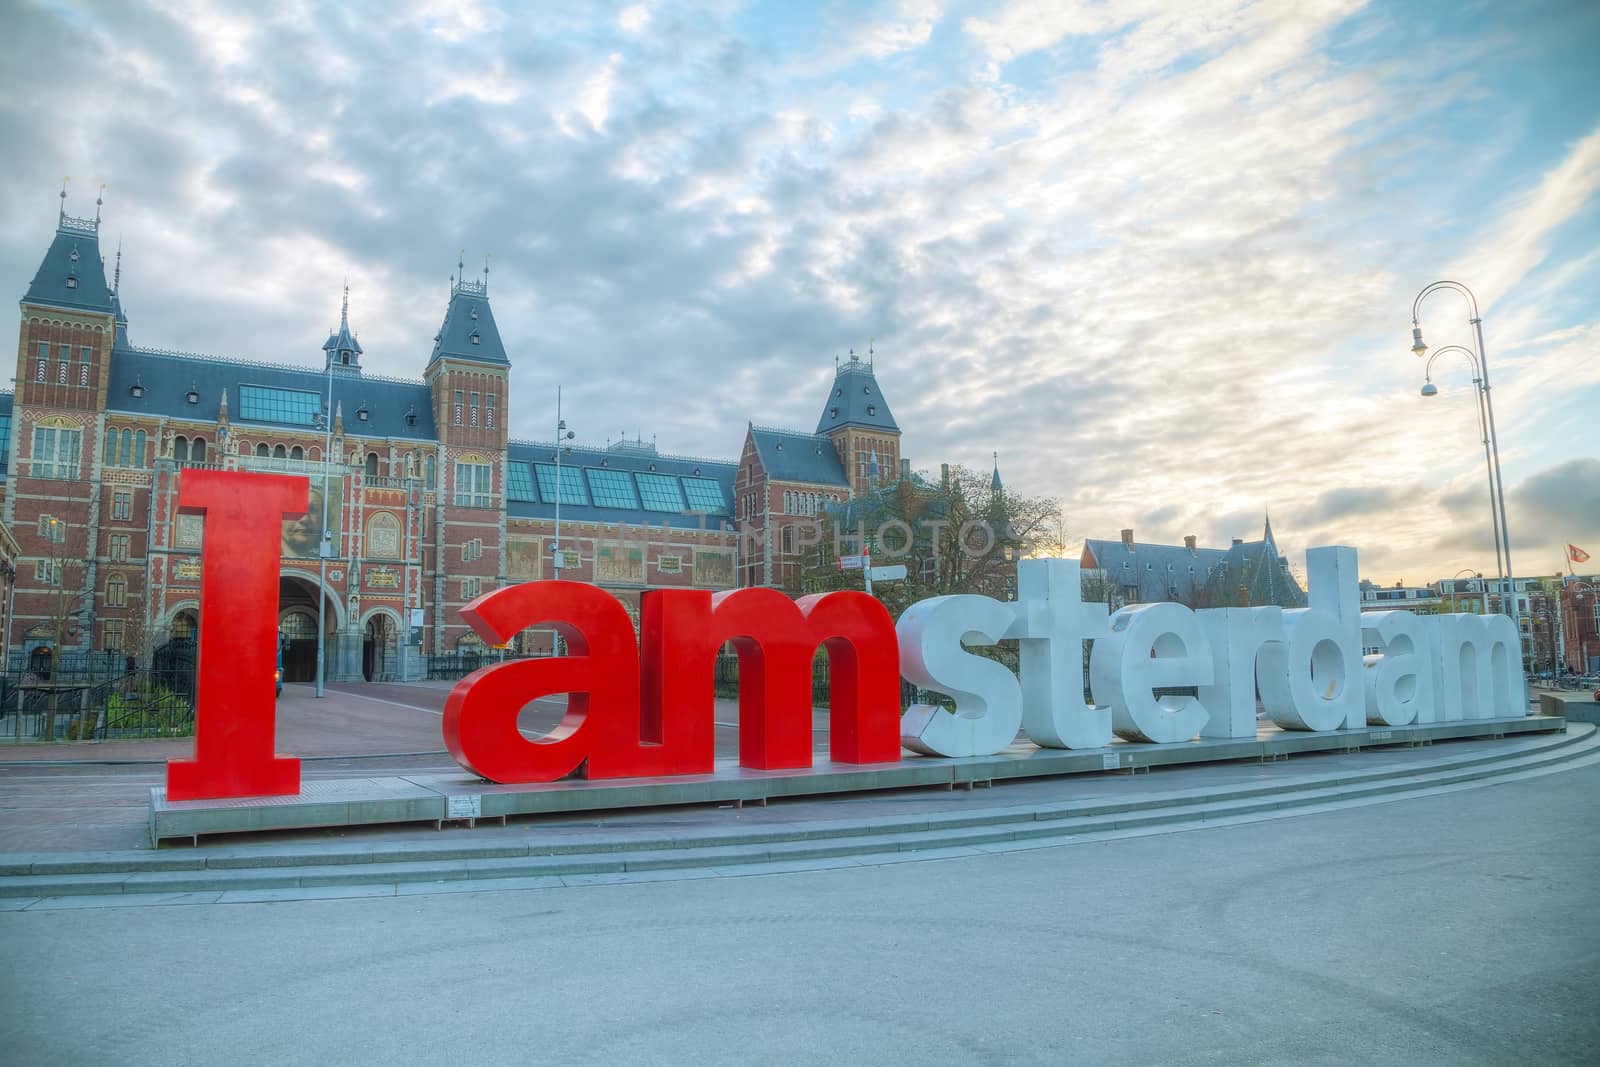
[1570,544,1591,565]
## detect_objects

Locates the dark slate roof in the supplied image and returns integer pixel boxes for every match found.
[816,355,898,435]
[1082,524,1305,609]
[103,347,438,441]
[505,440,738,531]
[749,427,849,487]
[322,321,363,358]
[1083,538,1234,605]
[427,280,509,367]
[23,218,113,314]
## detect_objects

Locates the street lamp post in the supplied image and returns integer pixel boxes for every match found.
[315,351,335,698]
[551,388,575,655]
[1424,346,1506,604]
[1410,281,1520,646]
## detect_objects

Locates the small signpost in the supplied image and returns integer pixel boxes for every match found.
[838,554,870,570]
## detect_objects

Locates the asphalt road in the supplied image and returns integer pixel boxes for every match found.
[3,759,1596,1065]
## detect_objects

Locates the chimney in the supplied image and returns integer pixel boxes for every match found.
[1183,535,1196,551]
[1231,537,1243,546]
[1120,528,1134,548]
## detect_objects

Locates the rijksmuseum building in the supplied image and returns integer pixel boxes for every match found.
[2,196,901,681]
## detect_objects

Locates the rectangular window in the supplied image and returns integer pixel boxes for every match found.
[635,472,685,512]
[453,461,492,508]
[534,464,589,506]
[453,390,464,426]
[112,492,132,521]
[79,346,92,364]
[31,425,83,479]
[681,477,729,515]
[486,393,495,428]
[238,385,322,427]
[35,560,63,585]
[106,579,126,608]
[110,534,130,562]
[462,577,481,601]
[585,468,638,509]
[506,462,536,502]
[103,620,124,652]
[462,538,482,562]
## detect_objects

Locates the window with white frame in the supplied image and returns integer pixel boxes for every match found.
[31,424,82,479]
[454,461,492,508]
[461,576,481,600]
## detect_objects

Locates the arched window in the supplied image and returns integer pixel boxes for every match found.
[425,454,436,487]
[365,452,379,477]
[133,429,146,468]
[103,431,118,468]
[192,437,206,463]
[121,429,133,466]
[279,611,317,639]
[289,445,302,461]
[174,435,189,462]
[256,443,269,458]
[274,444,287,459]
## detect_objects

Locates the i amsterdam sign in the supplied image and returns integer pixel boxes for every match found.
[166,470,1527,801]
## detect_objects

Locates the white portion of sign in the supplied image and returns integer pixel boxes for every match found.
[865,564,907,582]
[1008,558,1112,750]
[1361,609,1433,726]
[897,595,1023,757]
[1259,547,1364,732]
[1196,607,1283,739]
[1090,602,1214,744]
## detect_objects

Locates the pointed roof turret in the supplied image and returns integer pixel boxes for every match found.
[816,349,898,435]
[990,452,1003,492]
[427,258,509,369]
[24,182,113,314]
[322,282,364,377]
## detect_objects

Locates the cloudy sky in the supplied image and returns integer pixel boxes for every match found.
[3,0,1596,586]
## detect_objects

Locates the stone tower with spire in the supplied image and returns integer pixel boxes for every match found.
[816,349,900,498]
[5,183,119,652]
[423,259,510,648]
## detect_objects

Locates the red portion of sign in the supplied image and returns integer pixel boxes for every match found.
[641,588,902,771]
[443,580,642,783]
[166,470,307,801]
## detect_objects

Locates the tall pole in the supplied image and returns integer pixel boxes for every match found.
[1426,347,1505,598]
[553,386,563,576]
[1473,313,1520,646]
[1411,281,1521,647]
[315,346,334,698]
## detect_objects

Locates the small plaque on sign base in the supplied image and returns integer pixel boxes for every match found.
[445,794,482,821]
[1101,752,1119,771]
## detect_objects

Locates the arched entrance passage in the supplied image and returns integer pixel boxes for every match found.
[169,611,197,641]
[278,575,338,683]
[363,611,398,682]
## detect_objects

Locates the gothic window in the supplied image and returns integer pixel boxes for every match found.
[103,431,118,468]
[425,454,437,487]
[174,436,189,462]
[133,429,146,468]
[453,390,463,426]
[365,452,379,477]
[486,393,495,428]
[470,392,480,428]
[192,438,207,463]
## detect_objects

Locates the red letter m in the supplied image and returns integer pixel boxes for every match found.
[640,588,902,771]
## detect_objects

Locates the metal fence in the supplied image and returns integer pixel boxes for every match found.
[0,665,198,742]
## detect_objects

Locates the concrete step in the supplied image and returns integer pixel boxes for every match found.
[2,724,1594,902]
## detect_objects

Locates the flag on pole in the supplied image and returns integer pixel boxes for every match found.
[1569,544,1591,565]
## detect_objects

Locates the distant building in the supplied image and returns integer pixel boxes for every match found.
[1080,519,1306,610]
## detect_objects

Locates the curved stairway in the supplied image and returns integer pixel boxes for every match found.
[2,722,1594,907]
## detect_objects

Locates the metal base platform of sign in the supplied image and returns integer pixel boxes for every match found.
[149,715,1565,845]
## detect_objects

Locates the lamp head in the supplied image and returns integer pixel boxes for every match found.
[1420,382,1438,398]
[1411,326,1428,357]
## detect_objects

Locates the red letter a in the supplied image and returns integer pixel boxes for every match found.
[166,470,308,801]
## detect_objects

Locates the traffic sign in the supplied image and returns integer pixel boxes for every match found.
[866,565,907,582]
[838,554,870,570]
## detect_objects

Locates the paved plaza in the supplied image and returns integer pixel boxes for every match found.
[1,756,1596,1065]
